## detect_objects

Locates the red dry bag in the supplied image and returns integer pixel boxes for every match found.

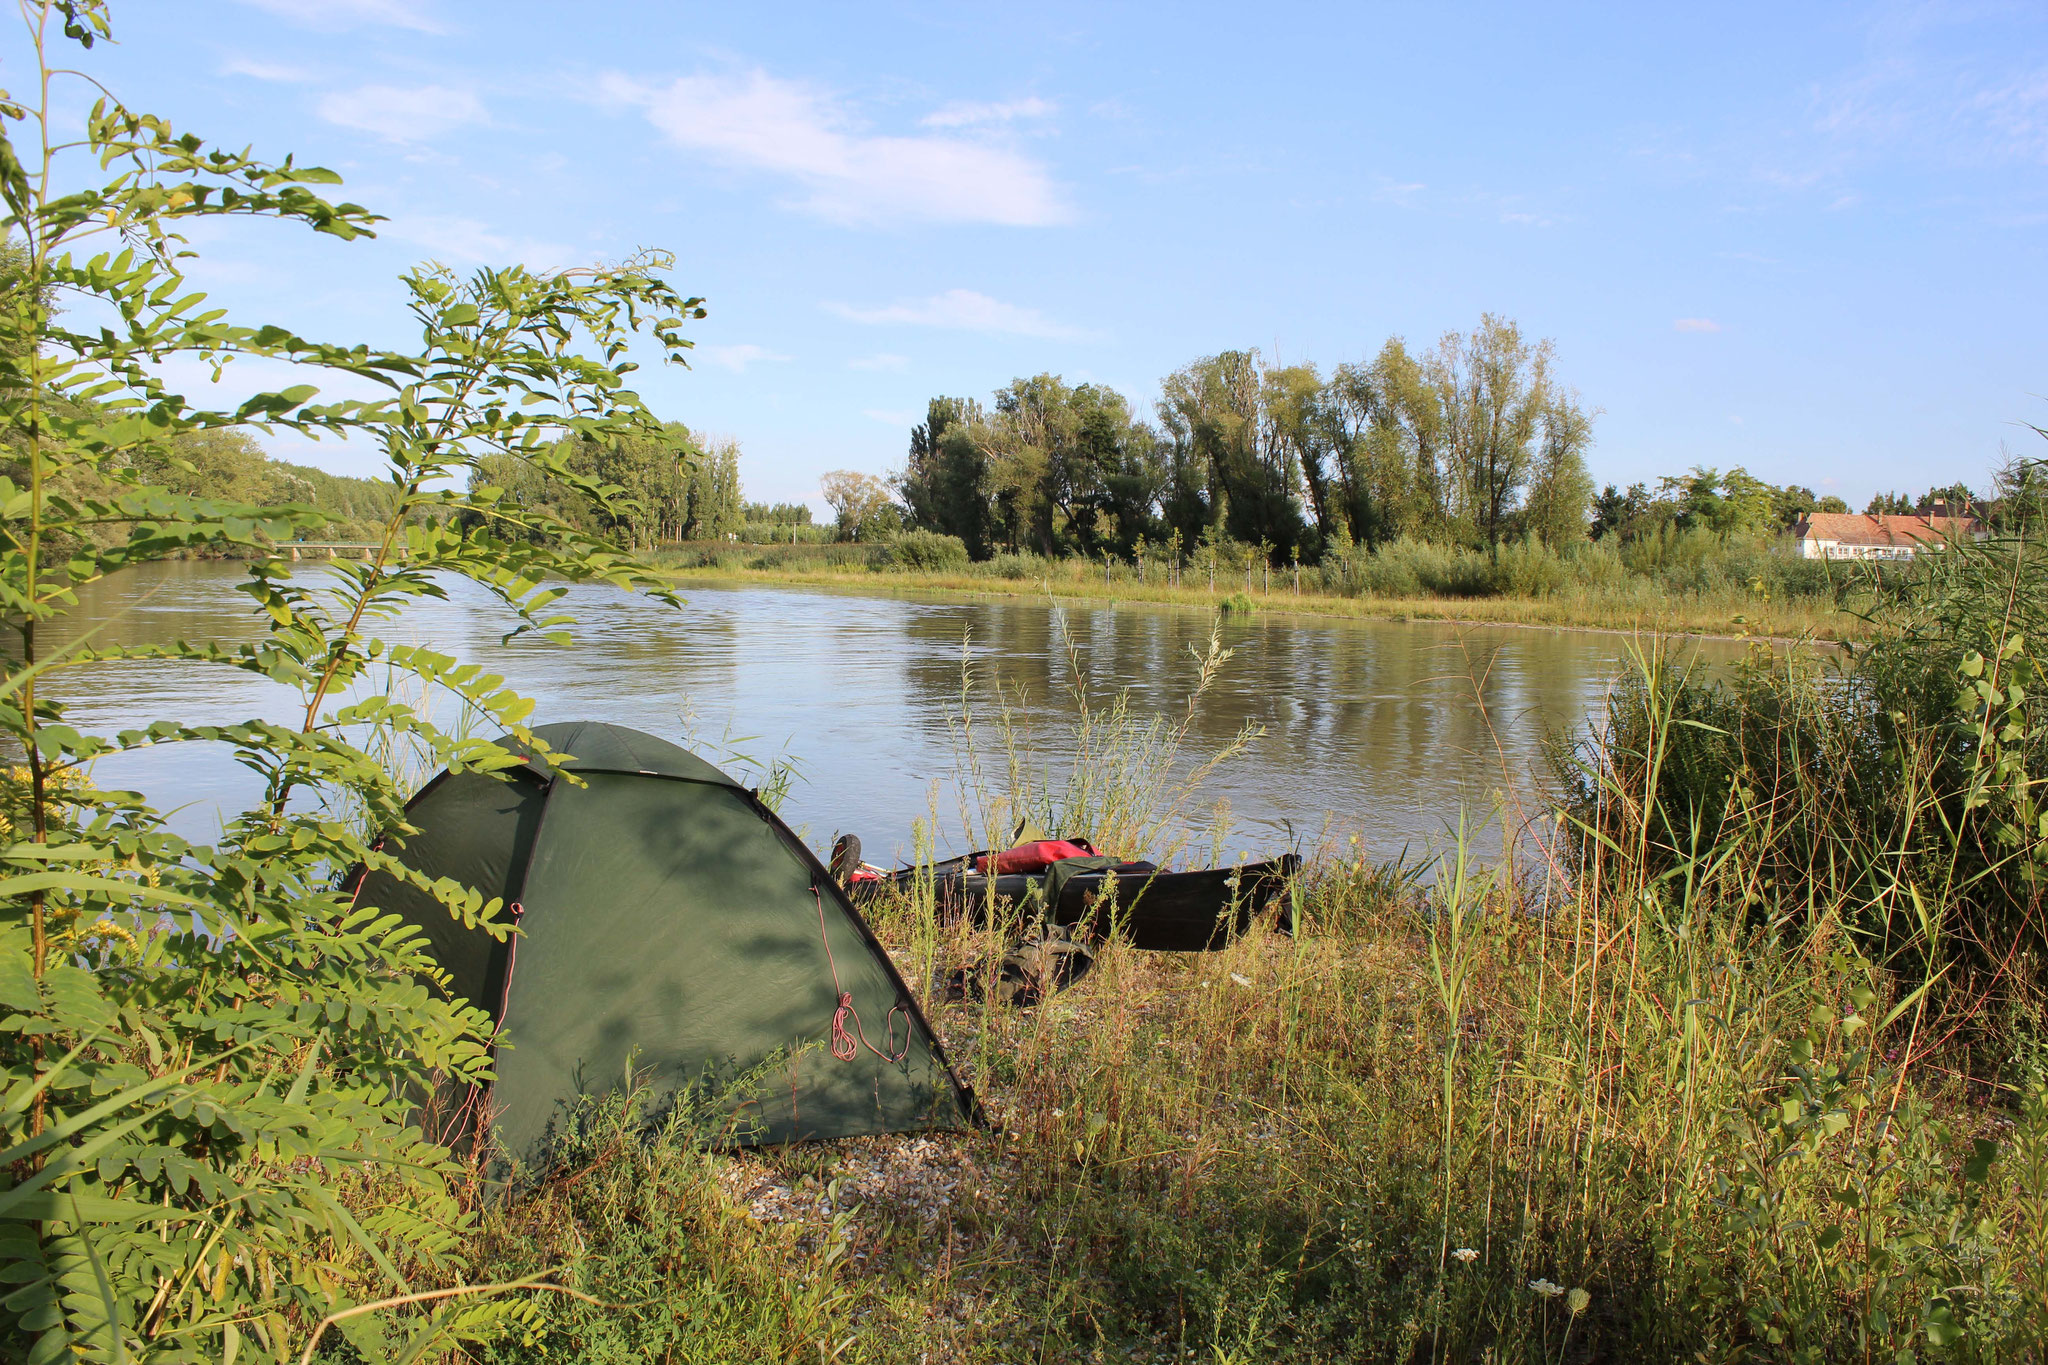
[977,838,1097,876]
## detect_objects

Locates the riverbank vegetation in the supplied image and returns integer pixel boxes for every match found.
[651,527,1867,639]
[4,6,2045,1362]
[650,455,2010,639]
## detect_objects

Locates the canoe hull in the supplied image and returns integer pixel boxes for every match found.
[868,855,1300,952]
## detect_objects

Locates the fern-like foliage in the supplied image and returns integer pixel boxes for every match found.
[0,3,702,1360]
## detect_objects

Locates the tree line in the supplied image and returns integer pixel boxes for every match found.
[4,422,404,551]
[1590,468,1845,543]
[869,313,1990,565]
[887,315,1598,563]
[1590,472,1999,545]
[7,394,756,558]
[473,423,744,549]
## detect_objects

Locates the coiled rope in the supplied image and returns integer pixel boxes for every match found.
[813,883,910,1063]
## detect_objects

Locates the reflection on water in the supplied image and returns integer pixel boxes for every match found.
[38,561,1746,863]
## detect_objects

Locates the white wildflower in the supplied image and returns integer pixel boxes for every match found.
[1567,1287,1590,1315]
[1530,1278,1563,1298]
[1452,1247,1479,1263]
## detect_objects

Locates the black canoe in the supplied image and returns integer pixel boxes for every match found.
[852,849,1300,952]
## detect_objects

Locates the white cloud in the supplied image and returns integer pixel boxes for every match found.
[1974,71,2048,162]
[220,57,313,83]
[1758,165,1828,190]
[388,215,578,272]
[1373,180,1426,208]
[921,96,1056,129]
[1499,210,1556,227]
[600,69,1070,226]
[1806,24,2048,173]
[697,343,791,372]
[317,85,487,144]
[826,288,1091,341]
[235,0,447,33]
[863,408,918,427]
[1674,317,1722,333]
[848,352,910,372]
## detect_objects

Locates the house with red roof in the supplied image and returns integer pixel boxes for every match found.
[1792,506,1985,561]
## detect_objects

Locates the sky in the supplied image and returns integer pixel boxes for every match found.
[33,0,2048,513]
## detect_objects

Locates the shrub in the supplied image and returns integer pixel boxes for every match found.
[1491,532,1572,597]
[1319,542,1409,597]
[880,529,971,572]
[1620,521,1718,578]
[1389,537,1498,597]
[1759,546,1844,601]
[1560,536,1630,592]
[980,551,1055,581]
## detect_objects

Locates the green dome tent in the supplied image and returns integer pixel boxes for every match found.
[351,721,978,1160]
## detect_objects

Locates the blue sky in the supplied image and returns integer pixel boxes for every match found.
[53,1,2048,511]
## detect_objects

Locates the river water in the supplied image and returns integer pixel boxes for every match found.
[38,561,1749,866]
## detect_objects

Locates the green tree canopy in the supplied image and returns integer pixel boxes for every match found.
[889,318,1599,563]
[472,423,741,549]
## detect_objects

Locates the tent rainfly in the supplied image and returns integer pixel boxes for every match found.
[350,721,978,1160]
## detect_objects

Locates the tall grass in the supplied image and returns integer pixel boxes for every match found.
[414,817,2046,1359]
[1554,534,2048,1085]
[348,597,2046,1361]
[936,615,1260,868]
